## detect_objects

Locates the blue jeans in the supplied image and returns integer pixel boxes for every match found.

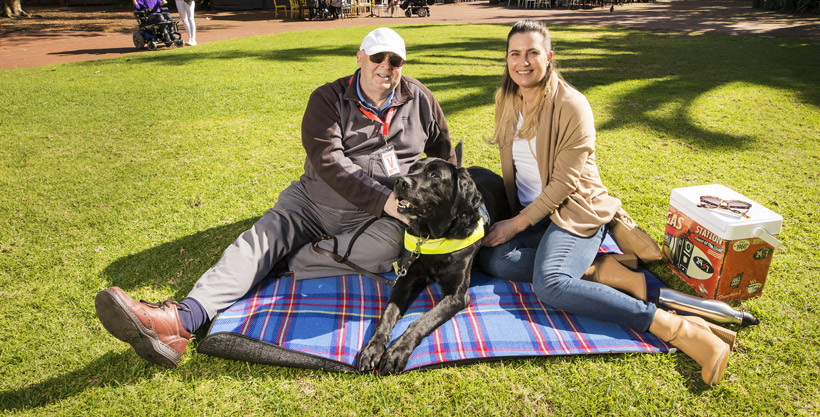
[478,219,656,332]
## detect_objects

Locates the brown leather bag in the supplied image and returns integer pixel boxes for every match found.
[608,208,663,264]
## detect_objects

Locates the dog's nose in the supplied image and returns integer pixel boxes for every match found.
[396,176,412,189]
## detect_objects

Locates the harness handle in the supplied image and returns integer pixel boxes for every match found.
[311,218,396,286]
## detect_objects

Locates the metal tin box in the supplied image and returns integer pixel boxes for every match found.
[662,184,782,300]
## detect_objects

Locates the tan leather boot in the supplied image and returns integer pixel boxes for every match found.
[582,255,647,301]
[680,315,737,350]
[649,309,731,386]
[610,253,639,270]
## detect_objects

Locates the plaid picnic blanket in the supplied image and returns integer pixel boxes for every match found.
[198,235,672,372]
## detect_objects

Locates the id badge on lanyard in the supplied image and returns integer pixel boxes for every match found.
[380,145,401,177]
[358,104,401,177]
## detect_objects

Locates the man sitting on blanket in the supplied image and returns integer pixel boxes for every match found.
[95,27,457,368]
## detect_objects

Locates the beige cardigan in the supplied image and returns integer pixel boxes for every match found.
[497,73,621,237]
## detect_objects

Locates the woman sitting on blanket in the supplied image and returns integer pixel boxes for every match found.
[478,20,734,386]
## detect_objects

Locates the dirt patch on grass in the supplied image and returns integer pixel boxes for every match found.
[0,6,137,33]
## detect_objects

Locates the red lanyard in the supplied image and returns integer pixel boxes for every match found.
[357,104,395,137]
[349,74,396,137]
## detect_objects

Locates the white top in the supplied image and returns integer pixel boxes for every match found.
[511,113,541,207]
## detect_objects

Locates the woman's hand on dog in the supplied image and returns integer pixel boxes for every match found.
[482,215,530,247]
[384,192,410,225]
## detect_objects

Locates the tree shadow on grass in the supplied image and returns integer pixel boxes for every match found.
[102,217,258,300]
[192,26,816,150]
[0,343,312,412]
[0,217,309,412]
[557,29,820,151]
[0,351,156,412]
[0,344,709,412]
[67,23,820,144]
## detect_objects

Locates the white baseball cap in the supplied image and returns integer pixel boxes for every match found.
[360,27,406,61]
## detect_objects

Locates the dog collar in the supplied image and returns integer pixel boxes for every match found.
[404,218,485,255]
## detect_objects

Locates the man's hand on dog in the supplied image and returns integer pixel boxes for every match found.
[384,192,410,225]
[482,215,530,247]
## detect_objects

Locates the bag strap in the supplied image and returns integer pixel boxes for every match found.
[310,218,395,286]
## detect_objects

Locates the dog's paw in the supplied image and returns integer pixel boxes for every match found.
[378,343,413,375]
[357,340,386,373]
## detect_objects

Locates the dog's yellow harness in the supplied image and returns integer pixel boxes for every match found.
[403,218,485,255]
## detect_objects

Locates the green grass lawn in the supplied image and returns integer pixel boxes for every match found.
[1,23,819,416]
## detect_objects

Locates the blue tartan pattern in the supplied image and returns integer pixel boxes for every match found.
[204,235,671,371]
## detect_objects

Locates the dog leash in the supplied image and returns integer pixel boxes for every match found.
[393,236,427,279]
[310,218,397,286]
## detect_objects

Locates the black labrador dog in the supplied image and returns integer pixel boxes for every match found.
[356,158,509,375]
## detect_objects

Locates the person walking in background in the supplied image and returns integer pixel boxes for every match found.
[330,0,343,18]
[175,0,196,45]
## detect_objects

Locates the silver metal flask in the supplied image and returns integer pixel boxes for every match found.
[658,288,760,326]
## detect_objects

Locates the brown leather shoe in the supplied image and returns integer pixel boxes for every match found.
[95,287,192,368]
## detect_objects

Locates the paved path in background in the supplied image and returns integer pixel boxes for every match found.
[1,0,818,70]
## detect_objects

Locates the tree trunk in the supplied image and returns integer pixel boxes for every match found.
[2,0,30,18]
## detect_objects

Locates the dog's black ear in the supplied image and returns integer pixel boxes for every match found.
[448,167,482,239]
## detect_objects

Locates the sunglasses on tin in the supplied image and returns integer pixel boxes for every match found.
[698,195,751,218]
[368,52,404,68]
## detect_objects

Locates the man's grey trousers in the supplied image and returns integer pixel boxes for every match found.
[186,181,404,319]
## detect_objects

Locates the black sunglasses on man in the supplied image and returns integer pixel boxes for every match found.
[369,52,404,68]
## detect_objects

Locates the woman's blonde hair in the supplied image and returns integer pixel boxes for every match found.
[489,20,560,146]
